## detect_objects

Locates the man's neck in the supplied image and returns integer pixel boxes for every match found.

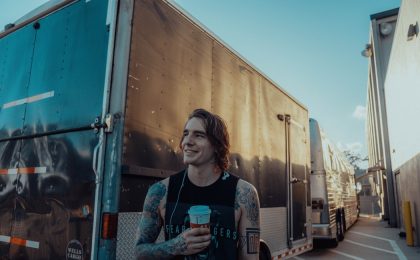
[187,165,222,187]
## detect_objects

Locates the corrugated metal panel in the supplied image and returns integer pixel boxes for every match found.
[260,207,287,253]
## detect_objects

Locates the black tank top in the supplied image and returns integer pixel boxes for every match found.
[164,170,239,260]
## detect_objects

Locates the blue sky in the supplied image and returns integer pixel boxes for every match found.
[0,0,400,166]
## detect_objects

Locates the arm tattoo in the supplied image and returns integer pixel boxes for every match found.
[137,182,166,243]
[238,236,247,250]
[236,184,259,226]
[136,234,188,259]
[136,182,187,259]
[239,228,260,254]
[143,182,166,221]
[235,189,241,210]
[247,228,260,254]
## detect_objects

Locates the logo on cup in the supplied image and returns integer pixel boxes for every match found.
[188,205,211,228]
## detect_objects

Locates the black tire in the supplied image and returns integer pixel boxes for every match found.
[342,209,347,232]
[338,223,345,241]
[259,243,271,260]
[313,238,338,248]
[329,236,339,248]
[337,208,345,241]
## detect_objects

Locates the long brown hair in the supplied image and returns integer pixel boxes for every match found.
[180,109,230,171]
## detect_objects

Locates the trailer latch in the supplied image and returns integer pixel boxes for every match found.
[290,177,301,184]
[91,114,113,133]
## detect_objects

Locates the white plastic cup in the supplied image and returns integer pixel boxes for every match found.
[188,205,211,228]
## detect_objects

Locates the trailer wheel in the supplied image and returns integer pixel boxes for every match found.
[337,208,345,241]
[259,242,271,260]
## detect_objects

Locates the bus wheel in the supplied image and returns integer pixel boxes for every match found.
[259,242,271,260]
[329,236,339,248]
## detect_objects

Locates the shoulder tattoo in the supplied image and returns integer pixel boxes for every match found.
[235,183,259,226]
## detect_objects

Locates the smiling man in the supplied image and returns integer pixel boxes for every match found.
[135,108,261,259]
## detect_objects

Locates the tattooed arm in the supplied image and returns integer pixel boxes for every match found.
[135,179,211,259]
[235,180,261,260]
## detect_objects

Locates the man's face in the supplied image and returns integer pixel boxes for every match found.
[181,117,215,167]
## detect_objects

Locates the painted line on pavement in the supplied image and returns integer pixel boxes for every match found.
[349,231,407,260]
[329,249,364,260]
[349,231,393,241]
[344,239,396,254]
[389,240,407,260]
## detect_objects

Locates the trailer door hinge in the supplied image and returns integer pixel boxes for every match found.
[104,114,113,133]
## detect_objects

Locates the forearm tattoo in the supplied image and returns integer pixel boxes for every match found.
[136,182,186,258]
[235,184,259,226]
[136,235,188,259]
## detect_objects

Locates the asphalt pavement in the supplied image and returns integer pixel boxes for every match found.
[293,216,420,260]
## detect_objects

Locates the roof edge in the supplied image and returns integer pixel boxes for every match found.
[370,8,399,20]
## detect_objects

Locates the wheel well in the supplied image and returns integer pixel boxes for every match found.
[259,240,271,260]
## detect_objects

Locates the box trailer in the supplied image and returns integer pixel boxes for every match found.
[309,118,358,247]
[0,0,312,258]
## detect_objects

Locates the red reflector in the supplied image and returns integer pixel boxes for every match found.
[101,213,118,239]
[10,237,26,246]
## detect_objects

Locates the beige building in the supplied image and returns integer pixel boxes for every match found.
[365,0,420,246]
[365,8,398,226]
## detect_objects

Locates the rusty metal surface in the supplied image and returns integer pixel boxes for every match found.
[123,0,212,171]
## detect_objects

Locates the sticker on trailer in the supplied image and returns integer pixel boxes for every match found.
[66,240,83,260]
[0,167,47,175]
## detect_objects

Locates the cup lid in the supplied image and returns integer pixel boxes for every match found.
[188,205,211,215]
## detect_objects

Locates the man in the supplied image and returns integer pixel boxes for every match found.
[135,108,260,259]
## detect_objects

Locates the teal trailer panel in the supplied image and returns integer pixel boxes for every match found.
[0,0,110,258]
[23,0,109,135]
[0,25,35,139]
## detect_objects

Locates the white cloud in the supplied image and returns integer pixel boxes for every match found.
[352,105,366,120]
[337,142,363,153]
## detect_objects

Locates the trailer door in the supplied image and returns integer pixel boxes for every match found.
[286,115,308,244]
[0,0,109,259]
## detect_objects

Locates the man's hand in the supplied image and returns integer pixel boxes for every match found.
[175,227,211,255]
